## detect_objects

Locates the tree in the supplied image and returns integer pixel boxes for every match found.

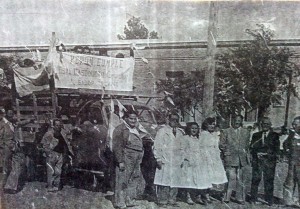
[215,24,299,121]
[118,16,159,40]
[156,72,204,121]
[149,31,159,39]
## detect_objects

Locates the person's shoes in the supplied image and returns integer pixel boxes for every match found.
[157,203,168,208]
[204,194,212,204]
[115,205,126,209]
[187,197,194,205]
[3,189,18,194]
[249,200,260,205]
[221,198,230,204]
[126,200,138,207]
[186,192,194,205]
[195,196,207,205]
[47,187,59,192]
[235,200,245,205]
[104,191,114,196]
[286,203,300,208]
[168,200,179,207]
[125,196,138,207]
[265,198,273,206]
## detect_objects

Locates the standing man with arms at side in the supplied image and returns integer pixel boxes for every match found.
[249,117,280,206]
[2,108,35,193]
[220,115,250,204]
[113,109,150,209]
[153,111,185,207]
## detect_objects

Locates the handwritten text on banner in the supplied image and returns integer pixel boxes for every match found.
[54,52,135,91]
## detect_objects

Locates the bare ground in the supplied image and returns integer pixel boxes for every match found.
[0,161,297,209]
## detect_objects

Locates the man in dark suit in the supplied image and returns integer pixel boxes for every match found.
[220,115,251,204]
[250,117,280,206]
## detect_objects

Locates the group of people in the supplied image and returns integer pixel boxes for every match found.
[3,104,300,208]
[0,107,36,192]
[111,110,248,208]
[152,114,227,207]
[0,107,73,193]
[111,109,300,209]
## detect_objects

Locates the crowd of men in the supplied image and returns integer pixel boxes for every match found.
[1,105,300,208]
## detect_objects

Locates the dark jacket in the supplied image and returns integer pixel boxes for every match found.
[41,128,74,157]
[220,127,250,167]
[250,130,280,161]
[283,131,300,166]
[71,121,108,166]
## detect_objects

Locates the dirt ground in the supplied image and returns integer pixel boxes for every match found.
[0,161,297,209]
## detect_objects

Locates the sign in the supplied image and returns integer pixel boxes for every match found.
[54,52,135,91]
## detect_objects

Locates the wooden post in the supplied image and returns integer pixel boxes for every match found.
[202,1,218,119]
[32,93,38,133]
[15,98,23,142]
[32,94,38,119]
[284,70,293,127]
[49,32,57,117]
[15,98,21,122]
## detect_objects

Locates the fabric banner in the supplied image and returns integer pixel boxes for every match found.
[54,52,135,91]
[13,64,50,97]
[13,45,55,97]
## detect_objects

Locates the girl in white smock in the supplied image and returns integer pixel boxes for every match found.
[199,117,228,203]
[176,122,213,205]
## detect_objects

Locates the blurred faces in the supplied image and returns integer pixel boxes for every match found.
[292,119,300,134]
[53,120,63,133]
[169,114,179,128]
[207,122,216,133]
[190,124,199,137]
[261,118,272,132]
[125,113,138,128]
[6,110,15,122]
[232,116,243,129]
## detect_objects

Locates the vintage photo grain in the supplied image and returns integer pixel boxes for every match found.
[0,0,300,208]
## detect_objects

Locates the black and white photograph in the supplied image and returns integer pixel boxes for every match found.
[1,0,300,208]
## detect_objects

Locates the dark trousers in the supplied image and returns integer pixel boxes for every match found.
[250,156,276,203]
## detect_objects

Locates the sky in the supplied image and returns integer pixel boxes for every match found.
[1,0,300,46]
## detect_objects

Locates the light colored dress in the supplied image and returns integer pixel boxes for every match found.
[200,130,228,185]
[173,135,213,189]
